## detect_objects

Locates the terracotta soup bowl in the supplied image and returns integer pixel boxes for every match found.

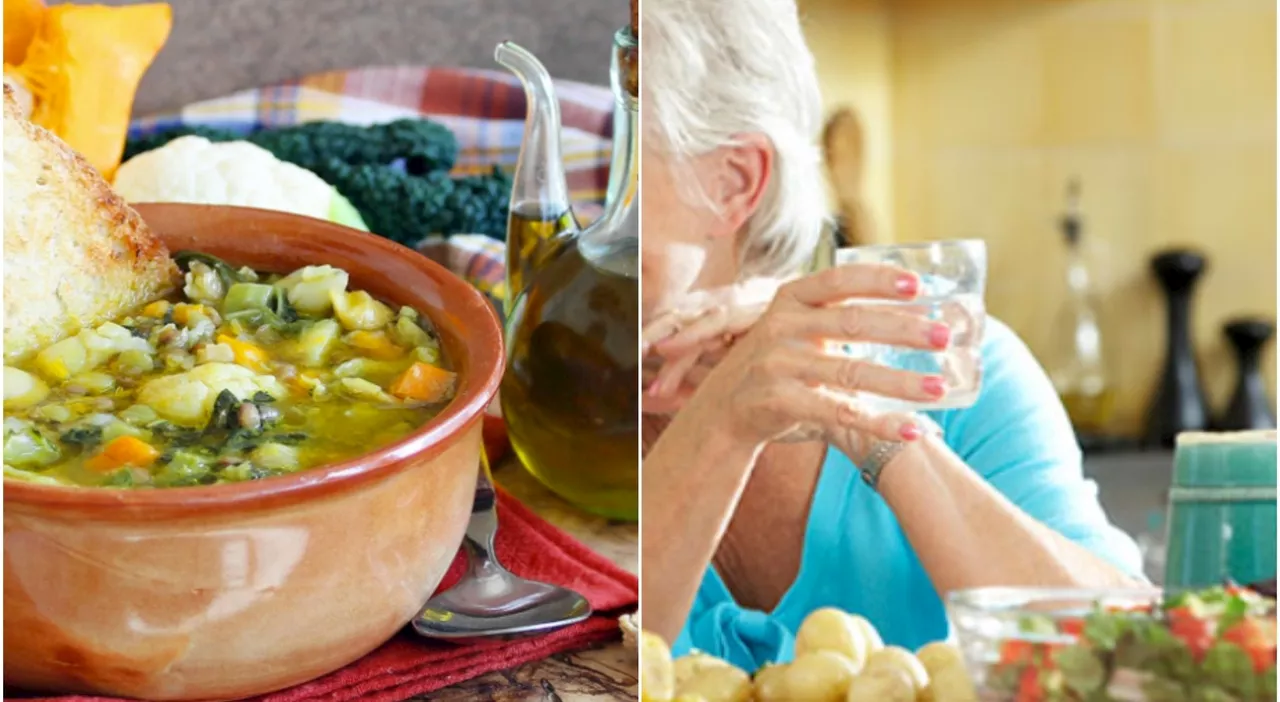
[4,204,503,700]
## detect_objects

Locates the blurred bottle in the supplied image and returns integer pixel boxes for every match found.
[1047,179,1116,435]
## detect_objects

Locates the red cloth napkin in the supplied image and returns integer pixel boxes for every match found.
[13,489,637,702]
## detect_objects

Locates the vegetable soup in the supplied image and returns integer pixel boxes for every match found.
[3,252,458,488]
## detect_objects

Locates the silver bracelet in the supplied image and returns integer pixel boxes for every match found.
[859,414,943,490]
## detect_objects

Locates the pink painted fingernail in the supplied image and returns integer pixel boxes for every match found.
[928,323,951,349]
[899,423,922,441]
[895,275,919,296]
[646,382,661,397]
[922,376,946,397]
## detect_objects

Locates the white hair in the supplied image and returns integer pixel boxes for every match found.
[644,0,828,278]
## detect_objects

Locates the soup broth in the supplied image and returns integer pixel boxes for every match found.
[3,252,458,488]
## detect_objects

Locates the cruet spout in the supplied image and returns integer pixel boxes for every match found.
[494,41,577,313]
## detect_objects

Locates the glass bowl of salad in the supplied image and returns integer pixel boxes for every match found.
[946,585,1277,701]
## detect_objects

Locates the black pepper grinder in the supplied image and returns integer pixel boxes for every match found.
[1215,317,1277,431]
[1144,249,1210,448]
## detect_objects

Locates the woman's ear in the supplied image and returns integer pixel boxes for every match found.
[704,133,773,237]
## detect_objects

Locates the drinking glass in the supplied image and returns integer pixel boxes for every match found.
[829,239,987,412]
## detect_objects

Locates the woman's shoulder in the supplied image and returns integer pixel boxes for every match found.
[932,315,1078,457]
[979,316,1031,361]
[975,316,1057,393]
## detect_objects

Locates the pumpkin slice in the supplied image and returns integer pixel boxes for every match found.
[11,3,171,178]
[3,0,45,66]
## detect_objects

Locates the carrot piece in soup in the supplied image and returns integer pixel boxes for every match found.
[86,435,160,472]
[389,362,456,402]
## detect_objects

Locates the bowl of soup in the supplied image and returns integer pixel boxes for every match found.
[3,204,504,700]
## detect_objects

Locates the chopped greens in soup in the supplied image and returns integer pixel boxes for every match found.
[3,252,458,488]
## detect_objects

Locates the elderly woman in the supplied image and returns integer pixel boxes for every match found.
[639,0,1144,670]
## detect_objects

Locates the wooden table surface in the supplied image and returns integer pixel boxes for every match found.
[413,456,639,701]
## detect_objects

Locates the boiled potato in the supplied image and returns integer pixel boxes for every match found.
[674,664,752,702]
[137,362,285,426]
[641,631,676,702]
[674,653,735,688]
[331,290,394,331]
[68,371,116,394]
[845,667,917,702]
[794,608,874,671]
[916,641,964,674]
[921,666,978,702]
[862,646,929,695]
[751,663,790,702]
[779,651,859,702]
[916,642,976,702]
[4,367,49,409]
[33,336,89,381]
[294,319,341,367]
[849,615,884,654]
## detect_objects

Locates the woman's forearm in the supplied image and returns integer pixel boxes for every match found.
[641,416,762,643]
[877,437,1140,595]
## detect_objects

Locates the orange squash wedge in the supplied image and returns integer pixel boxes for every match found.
[3,0,45,65]
[5,2,171,178]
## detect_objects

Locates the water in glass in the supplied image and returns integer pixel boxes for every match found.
[829,240,987,413]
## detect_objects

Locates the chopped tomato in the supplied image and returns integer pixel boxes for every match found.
[1015,666,1044,702]
[1000,640,1063,675]
[1224,584,1251,598]
[1168,607,1215,660]
[1000,641,1036,665]
[1223,619,1277,673]
[1060,618,1086,638]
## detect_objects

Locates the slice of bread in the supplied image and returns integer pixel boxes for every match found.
[3,84,179,362]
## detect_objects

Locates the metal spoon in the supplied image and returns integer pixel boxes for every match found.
[412,454,591,643]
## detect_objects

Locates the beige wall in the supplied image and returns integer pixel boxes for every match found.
[800,0,1276,433]
[800,0,896,241]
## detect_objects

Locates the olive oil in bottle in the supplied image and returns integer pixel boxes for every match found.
[1047,179,1116,435]
[497,26,638,519]
[501,238,639,519]
[505,201,577,315]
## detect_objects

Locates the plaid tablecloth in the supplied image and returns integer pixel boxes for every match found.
[127,65,617,303]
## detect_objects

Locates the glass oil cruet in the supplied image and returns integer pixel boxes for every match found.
[1047,178,1116,438]
[493,24,639,520]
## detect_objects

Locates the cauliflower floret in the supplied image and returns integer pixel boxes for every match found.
[112,136,335,221]
[137,362,286,426]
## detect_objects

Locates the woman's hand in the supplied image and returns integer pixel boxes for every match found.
[642,277,783,414]
[651,264,952,456]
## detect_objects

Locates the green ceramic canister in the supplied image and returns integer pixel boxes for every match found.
[1163,430,1277,590]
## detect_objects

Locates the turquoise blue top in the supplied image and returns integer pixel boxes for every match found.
[671,319,1144,670]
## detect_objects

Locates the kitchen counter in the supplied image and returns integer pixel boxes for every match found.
[1084,449,1175,583]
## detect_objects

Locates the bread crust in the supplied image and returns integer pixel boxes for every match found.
[3,85,179,362]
